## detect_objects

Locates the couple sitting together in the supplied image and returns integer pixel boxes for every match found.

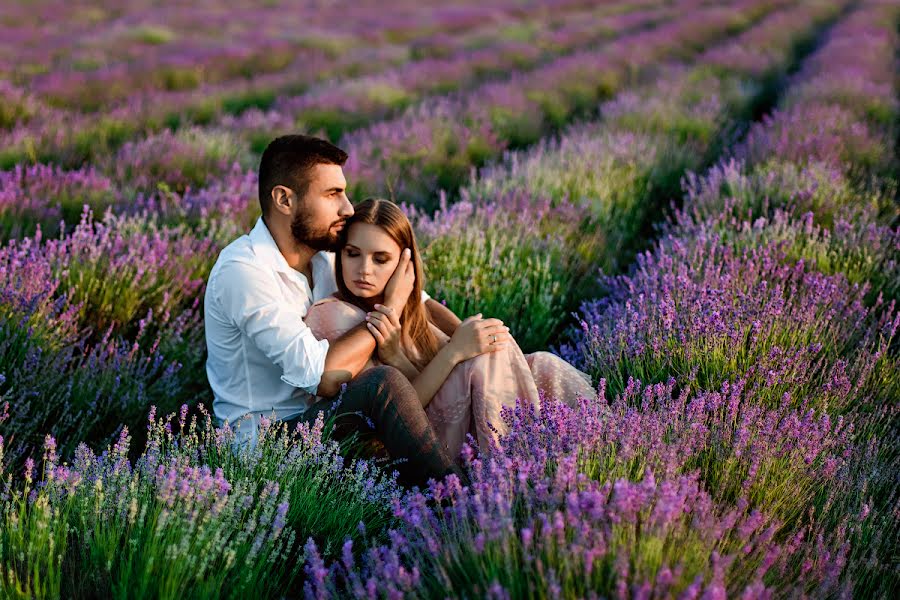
[204,134,596,487]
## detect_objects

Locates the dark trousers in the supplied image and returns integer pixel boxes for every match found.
[283,365,462,488]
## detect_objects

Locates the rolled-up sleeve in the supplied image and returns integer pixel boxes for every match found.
[212,260,329,394]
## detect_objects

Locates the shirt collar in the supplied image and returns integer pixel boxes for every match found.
[248,216,332,280]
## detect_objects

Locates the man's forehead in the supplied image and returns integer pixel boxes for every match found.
[310,163,346,188]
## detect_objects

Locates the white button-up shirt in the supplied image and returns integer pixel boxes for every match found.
[205,217,429,449]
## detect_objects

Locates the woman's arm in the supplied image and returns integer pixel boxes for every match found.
[425,298,462,337]
[411,313,509,408]
[383,351,421,381]
[369,307,508,409]
[370,301,462,406]
[410,344,462,408]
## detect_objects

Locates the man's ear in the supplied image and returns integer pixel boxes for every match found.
[270,185,294,216]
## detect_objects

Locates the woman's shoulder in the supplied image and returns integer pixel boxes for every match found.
[310,294,365,314]
[310,294,339,307]
[306,295,367,338]
[311,291,346,305]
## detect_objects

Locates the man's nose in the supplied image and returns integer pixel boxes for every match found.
[338,195,353,217]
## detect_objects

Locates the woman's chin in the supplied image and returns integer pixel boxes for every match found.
[349,286,382,298]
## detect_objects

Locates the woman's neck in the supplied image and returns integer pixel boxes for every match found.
[338,289,384,312]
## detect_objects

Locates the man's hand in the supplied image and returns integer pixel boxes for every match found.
[382,247,415,313]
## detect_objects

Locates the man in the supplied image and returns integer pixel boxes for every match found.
[204,134,464,486]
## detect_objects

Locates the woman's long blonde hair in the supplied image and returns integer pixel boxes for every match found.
[335,198,440,370]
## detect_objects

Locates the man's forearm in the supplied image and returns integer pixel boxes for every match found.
[315,322,376,397]
[425,298,462,337]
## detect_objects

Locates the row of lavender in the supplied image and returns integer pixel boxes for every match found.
[341,0,794,207]
[112,0,689,193]
[0,0,664,171]
[0,0,790,469]
[46,0,776,217]
[553,0,898,596]
[4,0,592,111]
[0,0,757,196]
[1,0,882,597]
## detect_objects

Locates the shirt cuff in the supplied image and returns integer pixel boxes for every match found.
[279,337,330,395]
[420,289,431,303]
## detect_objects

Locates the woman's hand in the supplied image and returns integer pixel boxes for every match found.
[365,304,406,365]
[382,248,415,313]
[446,313,511,364]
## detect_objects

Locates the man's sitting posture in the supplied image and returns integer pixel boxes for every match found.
[204,135,463,486]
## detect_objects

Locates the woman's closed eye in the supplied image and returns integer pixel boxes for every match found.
[345,250,388,264]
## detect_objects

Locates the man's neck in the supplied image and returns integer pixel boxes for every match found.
[263,215,317,275]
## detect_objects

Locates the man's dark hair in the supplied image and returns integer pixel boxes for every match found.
[258,134,348,215]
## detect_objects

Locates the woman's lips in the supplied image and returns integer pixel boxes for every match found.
[353,280,375,289]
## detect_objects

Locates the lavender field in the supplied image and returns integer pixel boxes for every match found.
[0,0,897,597]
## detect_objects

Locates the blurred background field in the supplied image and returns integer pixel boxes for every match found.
[0,1,897,598]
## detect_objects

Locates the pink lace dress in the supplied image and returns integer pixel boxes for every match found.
[304,297,597,460]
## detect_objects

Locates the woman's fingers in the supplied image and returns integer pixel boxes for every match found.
[373,304,401,328]
[368,314,388,332]
[481,323,509,334]
[476,318,504,330]
[398,248,414,281]
[367,311,397,332]
[366,322,385,344]
[482,330,513,349]
[480,326,511,344]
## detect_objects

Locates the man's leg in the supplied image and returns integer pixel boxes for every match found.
[285,365,462,487]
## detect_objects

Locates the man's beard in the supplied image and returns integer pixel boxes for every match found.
[290,204,344,252]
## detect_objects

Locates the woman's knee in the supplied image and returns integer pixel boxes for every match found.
[455,351,494,374]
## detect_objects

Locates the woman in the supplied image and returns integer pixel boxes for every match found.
[304,198,596,460]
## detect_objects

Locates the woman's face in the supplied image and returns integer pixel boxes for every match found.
[341,222,402,299]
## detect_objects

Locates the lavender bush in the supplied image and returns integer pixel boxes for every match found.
[672,161,900,301]
[107,127,254,195]
[0,164,117,240]
[407,191,605,352]
[560,232,899,416]
[0,209,218,463]
[0,403,400,599]
[304,388,858,598]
